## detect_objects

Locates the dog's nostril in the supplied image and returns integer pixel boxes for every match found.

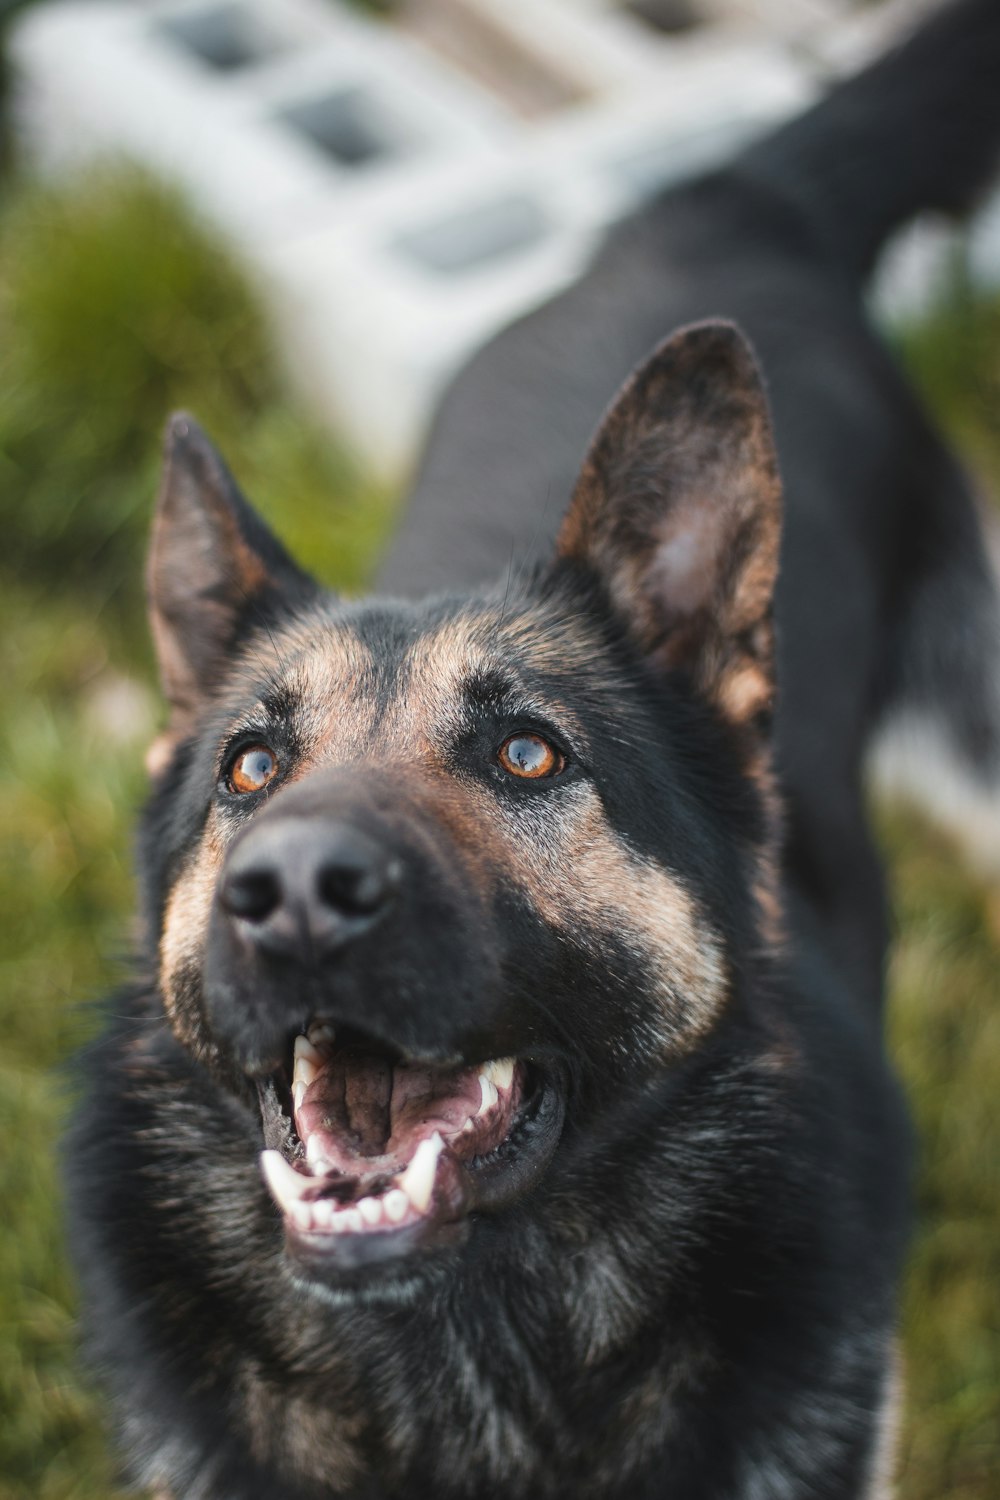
[221,867,281,923]
[318,856,400,917]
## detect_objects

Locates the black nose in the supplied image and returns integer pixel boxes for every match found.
[219,818,401,958]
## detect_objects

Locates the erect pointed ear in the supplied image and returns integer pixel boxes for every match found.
[557,321,782,730]
[146,413,315,761]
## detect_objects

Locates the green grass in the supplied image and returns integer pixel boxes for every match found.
[0,170,997,1498]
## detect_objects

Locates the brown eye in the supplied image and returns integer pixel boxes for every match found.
[498,733,564,780]
[228,744,279,795]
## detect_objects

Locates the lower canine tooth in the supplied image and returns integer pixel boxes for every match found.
[261,1150,312,1213]
[383,1189,409,1223]
[397,1133,443,1214]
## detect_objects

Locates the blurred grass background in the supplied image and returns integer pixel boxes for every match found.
[0,165,997,1500]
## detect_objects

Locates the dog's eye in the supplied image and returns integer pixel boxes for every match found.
[498,733,564,780]
[228,744,279,795]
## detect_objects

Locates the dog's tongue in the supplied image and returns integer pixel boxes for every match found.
[295,1044,484,1175]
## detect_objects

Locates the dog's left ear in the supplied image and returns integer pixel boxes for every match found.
[146,413,315,770]
[557,320,781,729]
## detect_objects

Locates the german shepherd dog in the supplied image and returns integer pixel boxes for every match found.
[68,1,1000,1495]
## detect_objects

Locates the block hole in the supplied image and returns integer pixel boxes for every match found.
[392,194,549,275]
[159,5,286,72]
[622,0,703,33]
[278,88,406,169]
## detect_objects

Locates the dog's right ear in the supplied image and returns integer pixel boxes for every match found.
[146,413,315,772]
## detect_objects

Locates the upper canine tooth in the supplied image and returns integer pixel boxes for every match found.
[397,1132,444,1214]
[293,1034,322,1091]
[485,1058,515,1091]
[477,1072,498,1115]
[261,1150,312,1214]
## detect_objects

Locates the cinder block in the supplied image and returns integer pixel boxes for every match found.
[10,0,997,476]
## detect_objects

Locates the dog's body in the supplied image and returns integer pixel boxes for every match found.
[68,3,1000,1497]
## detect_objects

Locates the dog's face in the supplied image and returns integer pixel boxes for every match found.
[140,321,782,1300]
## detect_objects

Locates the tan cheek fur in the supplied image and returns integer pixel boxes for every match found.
[487,783,728,1053]
[159,822,225,1056]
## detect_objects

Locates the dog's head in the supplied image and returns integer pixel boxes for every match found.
[140,320,783,1298]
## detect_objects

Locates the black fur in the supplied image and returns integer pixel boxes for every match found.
[68,3,1000,1496]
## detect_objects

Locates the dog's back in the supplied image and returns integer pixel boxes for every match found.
[382,0,1000,998]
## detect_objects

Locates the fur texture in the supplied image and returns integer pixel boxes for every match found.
[68,2,1000,1496]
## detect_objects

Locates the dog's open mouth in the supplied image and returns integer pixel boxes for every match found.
[257,1021,564,1271]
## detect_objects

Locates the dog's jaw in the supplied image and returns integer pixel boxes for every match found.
[256,1021,565,1281]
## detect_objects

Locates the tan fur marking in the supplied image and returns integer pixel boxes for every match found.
[278,625,378,765]
[497,786,728,1049]
[385,618,484,756]
[716,661,772,725]
[751,868,786,951]
[159,826,225,1057]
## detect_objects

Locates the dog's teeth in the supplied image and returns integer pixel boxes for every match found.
[307,1021,335,1046]
[293,1080,306,1112]
[397,1132,443,1214]
[339,1207,363,1234]
[358,1196,382,1225]
[289,1200,312,1231]
[305,1135,333,1173]
[484,1057,515,1091]
[293,1034,322,1092]
[383,1189,409,1223]
[311,1198,335,1228]
[295,1033,323,1063]
[477,1072,498,1115]
[260,1150,312,1213]
[461,1117,476,1134]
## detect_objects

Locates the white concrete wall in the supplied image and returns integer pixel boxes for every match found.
[9,0,998,476]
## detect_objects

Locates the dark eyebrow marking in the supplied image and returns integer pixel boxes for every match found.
[462,667,524,712]
[259,682,301,720]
